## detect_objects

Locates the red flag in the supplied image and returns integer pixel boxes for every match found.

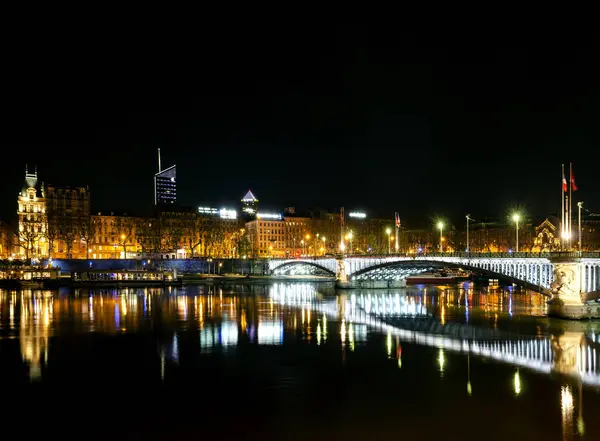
[562,173,567,192]
[571,172,578,191]
[395,212,401,227]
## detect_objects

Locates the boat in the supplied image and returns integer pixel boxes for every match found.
[406,269,471,285]
[19,279,44,288]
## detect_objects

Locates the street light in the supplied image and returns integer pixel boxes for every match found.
[512,213,520,253]
[437,222,444,253]
[321,236,326,255]
[466,214,471,254]
[386,228,392,254]
[578,202,583,253]
[347,231,353,255]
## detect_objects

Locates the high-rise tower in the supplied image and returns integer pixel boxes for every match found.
[154,148,176,205]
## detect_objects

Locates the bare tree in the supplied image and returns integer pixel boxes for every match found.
[79,214,96,259]
[164,218,185,254]
[115,217,136,258]
[18,225,41,260]
[58,214,79,259]
[182,216,203,257]
[135,218,155,256]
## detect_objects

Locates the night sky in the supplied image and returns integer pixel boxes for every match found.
[2,25,599,227]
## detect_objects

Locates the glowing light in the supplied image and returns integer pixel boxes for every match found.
[258,320,283,345]
[514,371,521,396]
[512,213,520,223]
[348,212,366,218]
[257,212,282,220]
[386,228,391,235]
[198,206,218,215]
[219,208,237,219]
[438,348,445,374]
[316,323,321,345]
[437,221,444,230]
[561,385,574,438]
[387,331,392,357]
[467,382,472,396]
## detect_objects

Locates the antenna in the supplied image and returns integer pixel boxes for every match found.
[158,148,162,172]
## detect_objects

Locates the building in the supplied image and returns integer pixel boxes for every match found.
[532,218,560,252]
[0,220,13,259]
[284,214,311,257]
[154,165,176,205]
[90,213,141,259]
[45,184,90,258]
[245,212,285,258]
[241,190,259,218]
[17,166,48,259]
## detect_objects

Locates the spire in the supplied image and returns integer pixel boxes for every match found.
[24,164,38,189]
[158,147,162,173]
[241,189,258,203]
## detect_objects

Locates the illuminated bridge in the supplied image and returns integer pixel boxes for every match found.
[268,284,600,386]
[268,253,600,296]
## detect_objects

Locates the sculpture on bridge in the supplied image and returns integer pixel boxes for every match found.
[549,263,583,305]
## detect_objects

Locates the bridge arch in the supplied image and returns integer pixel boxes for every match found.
[349,259,551,295]
[270,260,336,277]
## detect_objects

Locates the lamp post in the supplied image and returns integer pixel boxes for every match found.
[121,234,127,258]
[301,239,305,256]
[315,233,319,258]
[466,214,471,254]
[437,222,444,253]
[512,213,520,253]
[321,236,326,255]
[386,228,392,254]
[348,231,353,255]
[578,202,583,254]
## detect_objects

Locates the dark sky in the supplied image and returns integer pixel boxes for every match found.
[2,24,599,228]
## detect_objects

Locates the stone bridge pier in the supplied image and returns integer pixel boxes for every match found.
[547,257,600,319]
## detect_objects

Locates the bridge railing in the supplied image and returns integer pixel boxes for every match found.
[342,251,600,259]
[269,251,600,261]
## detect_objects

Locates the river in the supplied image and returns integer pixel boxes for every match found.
[0,281,599,440]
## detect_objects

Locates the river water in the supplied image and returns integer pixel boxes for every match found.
[1,281,599,440]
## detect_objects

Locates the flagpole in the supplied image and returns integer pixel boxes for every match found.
[394,212,400,254]
[561,163,565,250]
[569,162,573,250]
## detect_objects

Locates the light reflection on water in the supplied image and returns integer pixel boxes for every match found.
[1,282,599,439]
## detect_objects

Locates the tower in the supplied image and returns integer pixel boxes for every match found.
[241,189,259,218]
[154,148,176,205]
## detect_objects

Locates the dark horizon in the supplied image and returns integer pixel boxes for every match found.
[2,25,599,228]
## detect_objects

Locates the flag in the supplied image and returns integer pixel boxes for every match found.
[395,212,401,227]
[571,171,578,191]
[562,173,567,193]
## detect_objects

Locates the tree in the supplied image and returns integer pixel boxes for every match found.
[18,224,41,260]
[135,218,156,255]
[79,215,96,259]
[182,216,203,258]
[59,214,79,259]
[115,217,135,258]
[237,234,251,258]
[164,218,185,254]
[45,204,61,258]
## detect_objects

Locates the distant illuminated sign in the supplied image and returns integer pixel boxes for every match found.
[198,207,218,215]
[197,206,237,219]
[219,208,237,219]
[349,212,367,219]
[257,212,282,220]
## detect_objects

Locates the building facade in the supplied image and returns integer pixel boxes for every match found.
[45,184,90,259]
[90,213,141,259]
[154,165,176,205]
[17,167,48,259]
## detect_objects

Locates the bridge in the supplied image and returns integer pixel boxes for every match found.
[268,252,600,319]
